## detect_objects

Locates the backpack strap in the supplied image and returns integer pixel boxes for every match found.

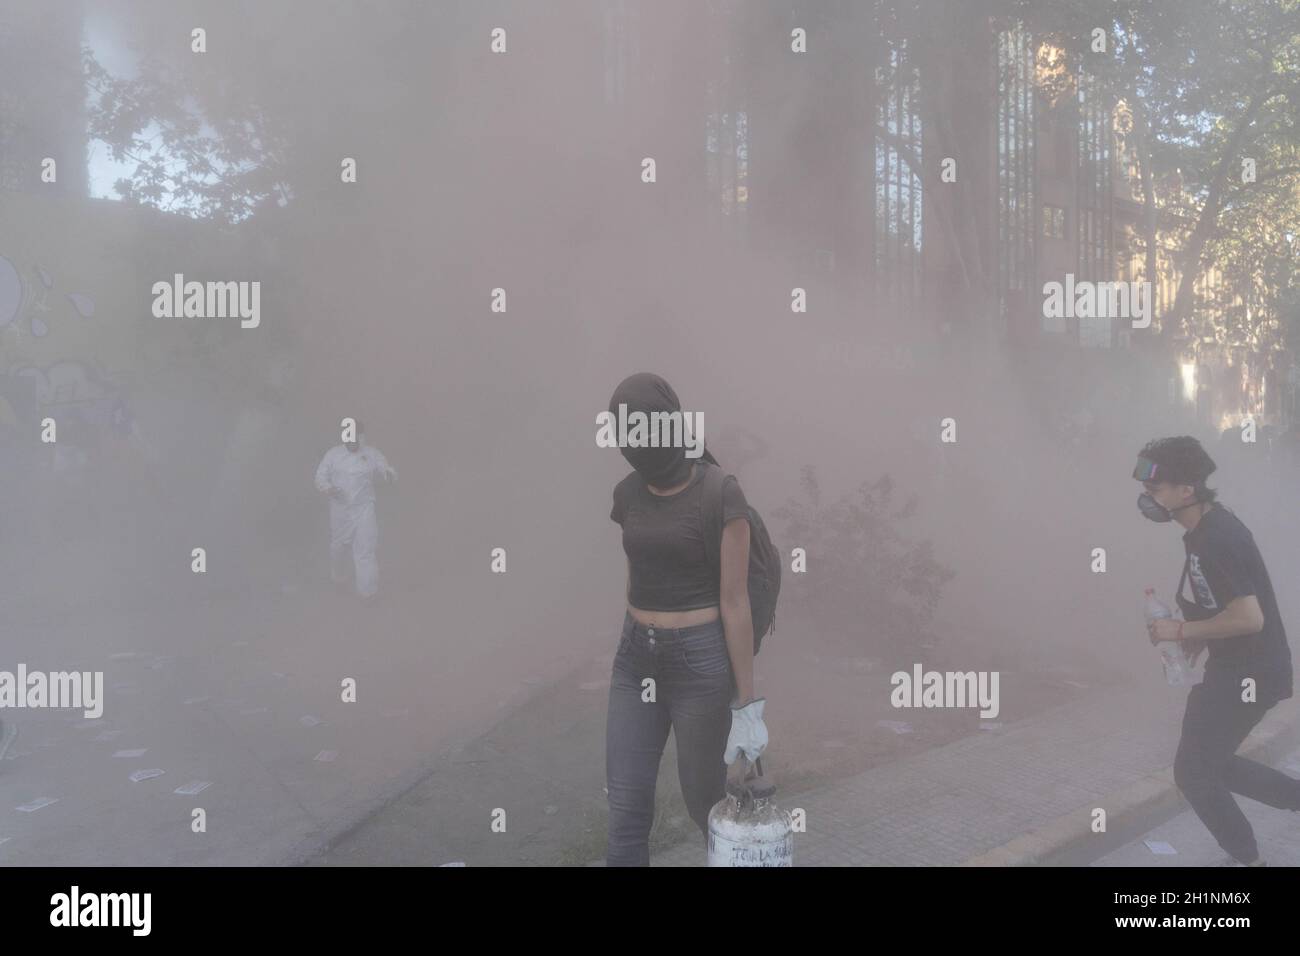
[699,461,729,575]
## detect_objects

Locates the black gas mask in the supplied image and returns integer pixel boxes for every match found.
[1133,451,1212,522]
[1136,492,1199,523]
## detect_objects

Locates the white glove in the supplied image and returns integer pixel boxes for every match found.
[724,698,768,765]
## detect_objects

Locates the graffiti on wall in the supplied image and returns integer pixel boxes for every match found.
[0,252,96,340]
[0,252,140,467]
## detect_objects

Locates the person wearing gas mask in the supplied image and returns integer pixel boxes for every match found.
[314,420,397,605]
[604,373,767,866]
[1135,436,1298,866]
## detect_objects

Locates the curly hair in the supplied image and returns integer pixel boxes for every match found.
[1138,435,1218,503]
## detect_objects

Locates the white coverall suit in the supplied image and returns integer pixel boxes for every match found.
[314,443,395,597]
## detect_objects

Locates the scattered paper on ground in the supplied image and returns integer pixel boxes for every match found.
[16,797,59,812]
[876,719,913,735]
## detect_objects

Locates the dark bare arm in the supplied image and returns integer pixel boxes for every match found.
[719,517,755,705]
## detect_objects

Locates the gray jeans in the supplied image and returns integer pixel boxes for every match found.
[605,611,735,866]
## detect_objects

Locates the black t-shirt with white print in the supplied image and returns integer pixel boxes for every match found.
[1177,504,1293,700]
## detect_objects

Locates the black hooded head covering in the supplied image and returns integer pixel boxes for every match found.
[608,372,718,487]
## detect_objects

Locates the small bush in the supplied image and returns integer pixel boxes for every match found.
[771,466,954,663]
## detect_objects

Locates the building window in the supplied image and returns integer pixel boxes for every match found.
[1075,72,1114,347]
[705,108,748,218]
[1042,204,1066,239]
[997,23,1036,331]
[875,40,923,303]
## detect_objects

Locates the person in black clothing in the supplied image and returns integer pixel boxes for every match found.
[1135,436,1300,865]
[604,373,767,866]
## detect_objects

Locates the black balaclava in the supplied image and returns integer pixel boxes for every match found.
[608,373,717,487]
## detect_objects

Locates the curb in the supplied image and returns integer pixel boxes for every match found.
[961,693,1300,867]
[273,649,588,866]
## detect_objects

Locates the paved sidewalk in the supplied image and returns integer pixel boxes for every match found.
[651,684,1300,867]
[0,566,601,866]
[1094,742,1300,867]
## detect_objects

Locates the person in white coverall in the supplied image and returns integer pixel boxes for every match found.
[314,423,396,601]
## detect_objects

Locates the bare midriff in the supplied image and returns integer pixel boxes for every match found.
[627,604,720,628]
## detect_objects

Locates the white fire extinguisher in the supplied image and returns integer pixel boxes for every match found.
[707,757,793,867]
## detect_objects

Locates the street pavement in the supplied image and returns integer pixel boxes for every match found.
[652,684,1300,867]
[0,558,608,866]
[1093,742,1300,867]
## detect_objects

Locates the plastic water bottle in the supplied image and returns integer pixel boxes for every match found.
[1144,588,1187,687]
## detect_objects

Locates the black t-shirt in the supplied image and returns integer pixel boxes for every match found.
[610,460,750,611]
[1177,505,1293,700]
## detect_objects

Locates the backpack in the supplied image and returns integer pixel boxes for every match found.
[700,462,782,653]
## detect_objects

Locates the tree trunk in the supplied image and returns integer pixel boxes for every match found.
[1165,86,1274,335]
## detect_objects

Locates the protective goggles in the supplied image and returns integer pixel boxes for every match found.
[1132,457,1162,482]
